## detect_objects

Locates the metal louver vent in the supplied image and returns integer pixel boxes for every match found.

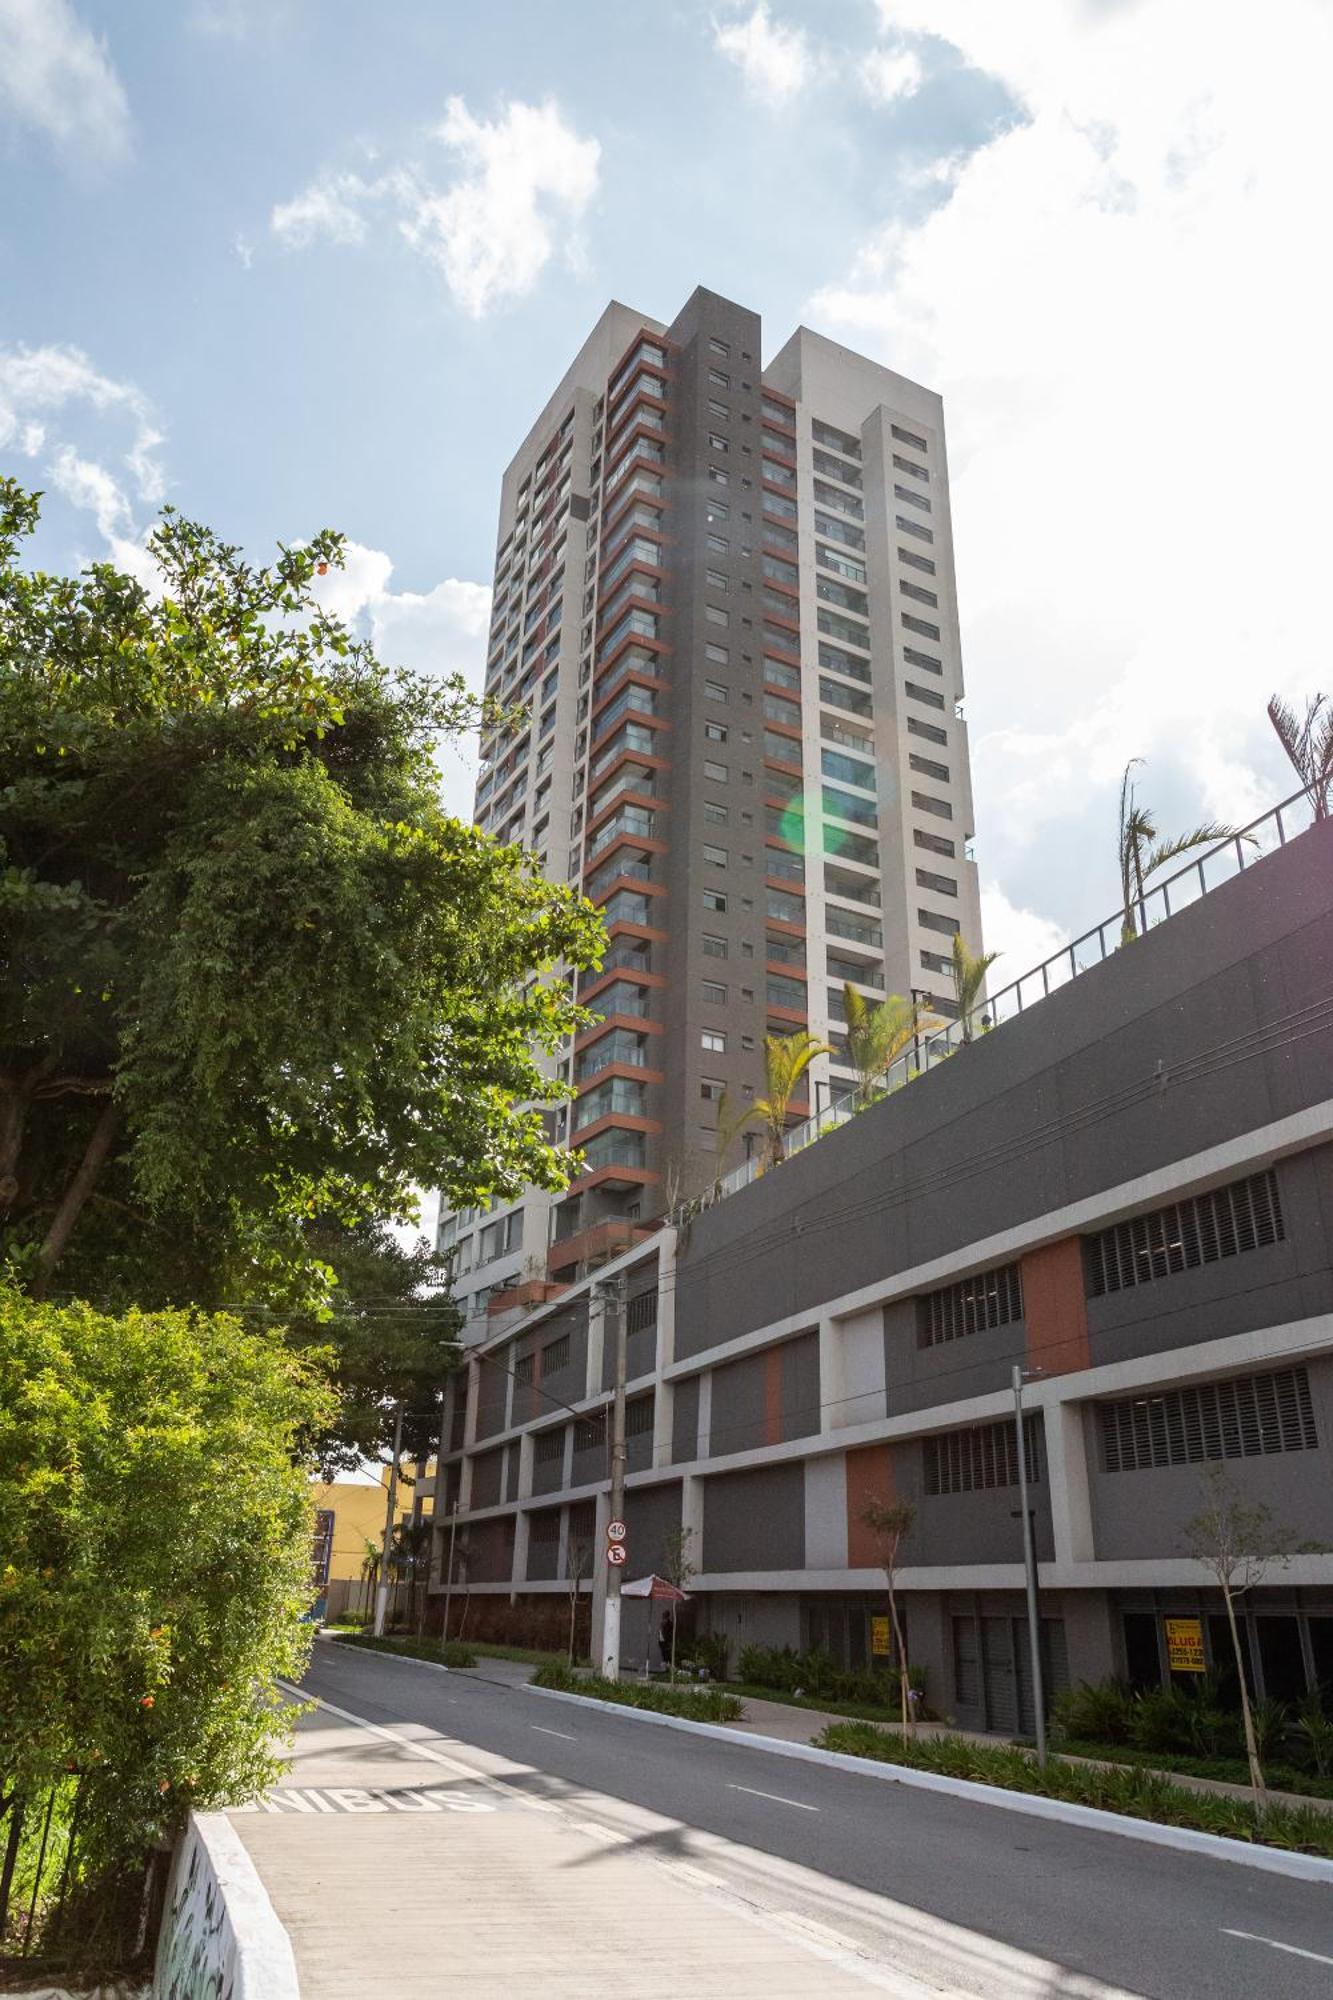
[919,1262,1024,1347]
[1085,1170,1284,1299]
[924,1416,1042,1495]
[1097,1366,1317,1473]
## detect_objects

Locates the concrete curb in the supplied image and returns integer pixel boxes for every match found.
[315,1632,527,1694]
[526,1684,1333,1885]
[154,1812,300,2000]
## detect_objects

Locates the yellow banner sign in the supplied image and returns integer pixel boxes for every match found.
[871,1616,891,1657]
[1164,1617,1206,1672]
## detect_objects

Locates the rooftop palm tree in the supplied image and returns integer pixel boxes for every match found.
[950,933,1000,1044]
[842,986,937,1096]
[750,1030,830,1168]
[1118,761,1246,943]
[1267,692,1333,821]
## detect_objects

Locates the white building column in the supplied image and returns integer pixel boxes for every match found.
[818,1316,843,1434]
[696,1371,713,1459]
[516,1430,535,1503]
[1044,1395,1095,1566]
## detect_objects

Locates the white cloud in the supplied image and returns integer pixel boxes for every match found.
[860,42,923,106]
[311,546,491,820]
[271,171,377,249]
[0,345,166,573]
[978,883,1068,986]
[271,97,601,318]
[713,3,816,107]
[0,0,130,165]
[811,0,1333,939]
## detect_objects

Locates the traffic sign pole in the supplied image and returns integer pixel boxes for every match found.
[599,1281,627,1682]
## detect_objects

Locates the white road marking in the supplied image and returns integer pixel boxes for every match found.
[1223,1929,1333,1968]
[727,1782,820,1812]
[530,1724,577,1740]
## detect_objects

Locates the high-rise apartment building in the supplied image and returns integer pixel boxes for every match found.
[439,287,983,1325]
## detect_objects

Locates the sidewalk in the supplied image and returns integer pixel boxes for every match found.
[229,1701,884,1999]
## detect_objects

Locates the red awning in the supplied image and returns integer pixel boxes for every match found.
[620,1573,689,1602]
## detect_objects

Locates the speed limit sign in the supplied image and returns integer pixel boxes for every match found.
[606,1544,627,1567]
[607,1519,627,1543]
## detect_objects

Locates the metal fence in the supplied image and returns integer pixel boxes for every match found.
[0,1777,155,1978]
[706,783,1322,1207]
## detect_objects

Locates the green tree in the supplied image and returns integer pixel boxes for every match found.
[858,1497,917,1736]
[1117,760,1244,944]
[290,1221,461,1473]
[750,1031,829,1168]
[1267,691,1333,821]
[948,933,1000,1046]
[0,1287,334,1899]
[0,481,603,1312]
[660,1524,697,1685]
[842,986,936,1097]
[1182,1465,1304,1801]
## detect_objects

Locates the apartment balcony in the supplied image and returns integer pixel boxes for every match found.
[547,1216,655,1283]
[826,910,884,950]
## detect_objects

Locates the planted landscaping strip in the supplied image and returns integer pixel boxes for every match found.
[329,1633,478,1668]
[530,1662,744,1722]
[817,1723,1333,1859]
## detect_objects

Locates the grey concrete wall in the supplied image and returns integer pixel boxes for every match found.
[709,1350,768,1457]
[526,1510,562,1582]
[531,1431,568,1496]
[672,1375,701,1462]
[470,1447,504,1511]
[1086,1145,1333,1367]
[474,1345,510,1441]
[674,816,1333,1353]
[1086,1356,1333,1560]
[465,1514,514,1583]
[885,1296,1026,1415]
[892,1426,1054,1566]
[703,1464,805,1572]
[623,1479,683,1580]
[783,1331,822,1440]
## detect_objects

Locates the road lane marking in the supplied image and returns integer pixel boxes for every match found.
[726,1783,819,1812]
[1223,1929,1333,1968]
[530,1725,577,1740]
[276,1681,563,1814]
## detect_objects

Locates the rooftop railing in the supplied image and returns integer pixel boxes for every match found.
[702,784,1322,1208]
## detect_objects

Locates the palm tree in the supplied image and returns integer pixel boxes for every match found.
[1268,692,1333,820]
[842,986,936,1096]
[950,933,1000,1044]
[750,1030,830,1168]
[1118,761,1246,943]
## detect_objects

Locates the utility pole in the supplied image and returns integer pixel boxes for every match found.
[1012,1364,1047,1764]
[441,1498,459,1647]
[599,1279,628,1682]
[373,1400,405,1640]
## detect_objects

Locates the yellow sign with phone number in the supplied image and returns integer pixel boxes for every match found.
[1164,1617,1206,1672]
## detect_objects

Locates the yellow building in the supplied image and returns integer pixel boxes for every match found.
[311,1461,436,1621]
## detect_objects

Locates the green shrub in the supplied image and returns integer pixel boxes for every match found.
[531,1662,744,1722]
[689,1633,732,1682]
[815,1722,1333,1858]
[0,1290,334,1965]
[1294,1690,1333,1777]
[1052,1678,1135,1746]
[734,1641,913,1710]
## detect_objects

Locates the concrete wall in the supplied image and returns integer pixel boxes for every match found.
[703,1464,805,1572]
[1086,1355,1333,1560]
[675,816,1333,1352]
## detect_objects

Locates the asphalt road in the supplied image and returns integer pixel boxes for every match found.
[296,1642,1333,1999]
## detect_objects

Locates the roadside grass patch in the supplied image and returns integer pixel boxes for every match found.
[532,1662,744,1722]
[817,1722,1333,1858]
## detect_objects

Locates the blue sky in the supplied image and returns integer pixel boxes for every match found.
[4,0,1331,963]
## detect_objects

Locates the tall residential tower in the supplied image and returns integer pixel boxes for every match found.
[440,287,984,1324]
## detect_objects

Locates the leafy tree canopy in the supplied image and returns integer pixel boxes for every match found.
[0,480,603,1315]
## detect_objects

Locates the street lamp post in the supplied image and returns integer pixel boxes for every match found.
[1012,1364,1047,1764]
